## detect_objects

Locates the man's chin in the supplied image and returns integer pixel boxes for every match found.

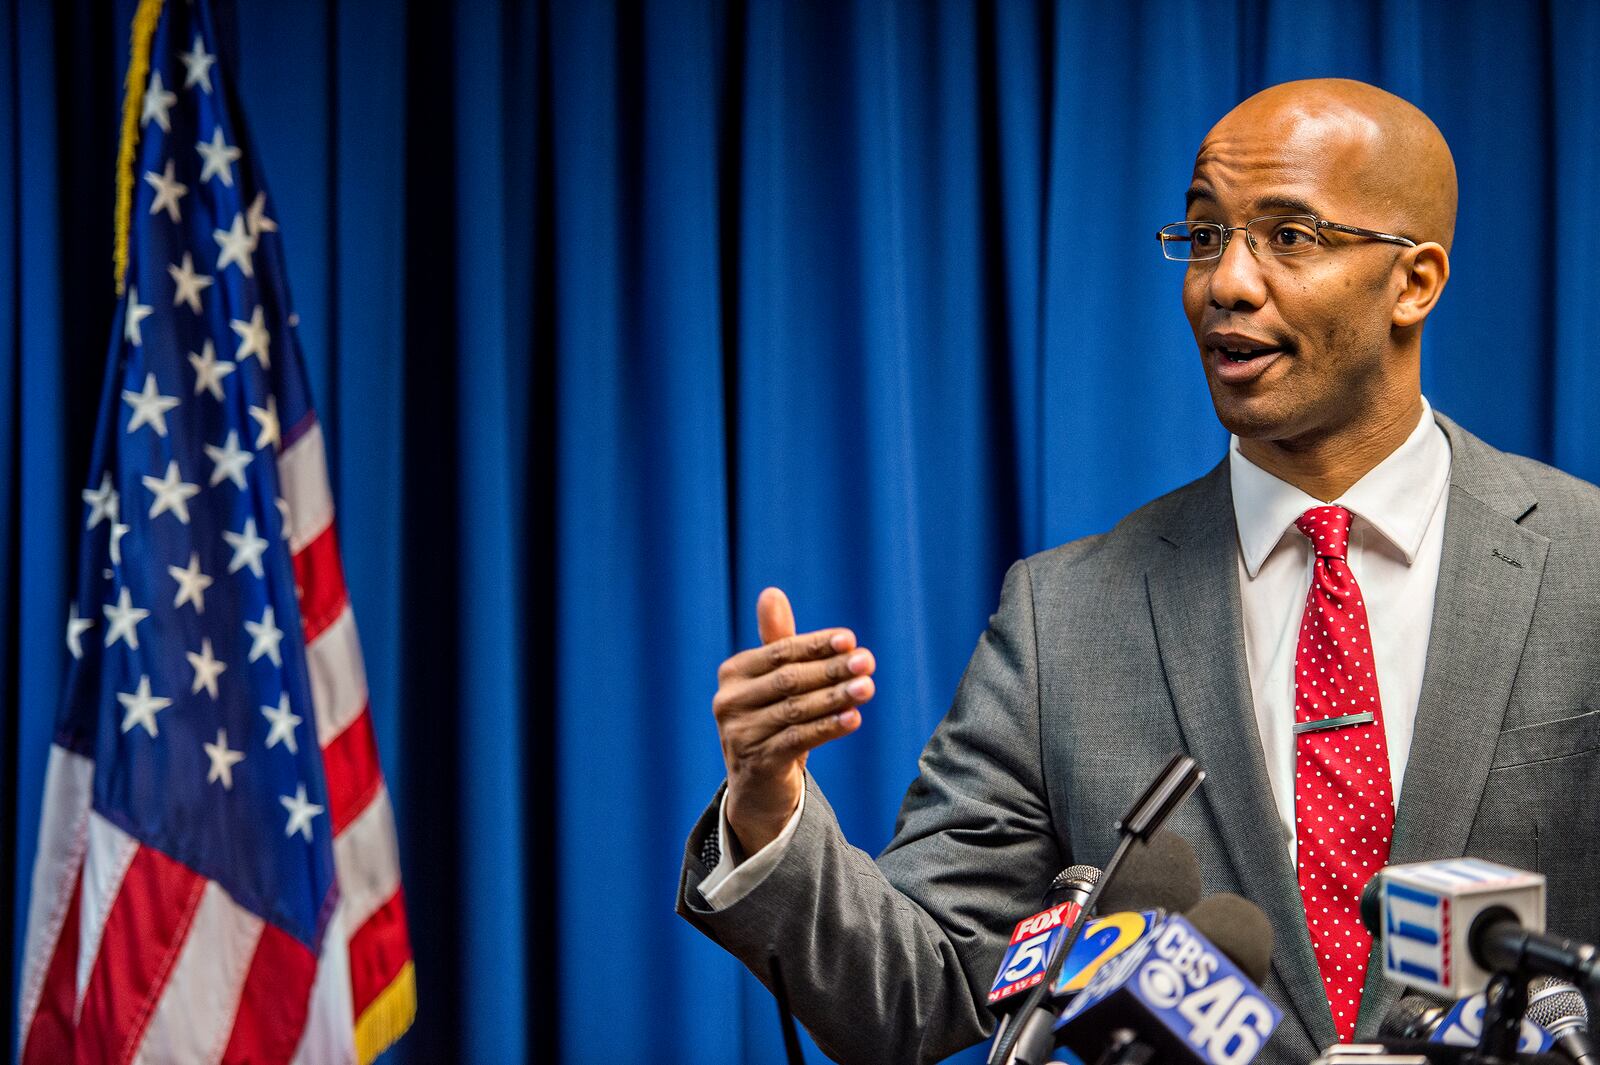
[1205,387,1292,442]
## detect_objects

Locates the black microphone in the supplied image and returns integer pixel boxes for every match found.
[1185,892,1275,984]
[999,833,1206,1065]
[1092,894,1276,1065]
[1472,909,1600,999]
[1381,994,1453,1040]
[1096,831,1205,917]
[1048,865,1103,907]
[1117,754,1206,841]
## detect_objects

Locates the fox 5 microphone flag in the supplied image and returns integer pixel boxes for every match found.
[16,2,414,1063]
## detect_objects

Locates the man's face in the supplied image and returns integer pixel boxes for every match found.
[1182,111,1412,448]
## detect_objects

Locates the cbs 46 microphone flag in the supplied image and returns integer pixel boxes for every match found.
[16,2,414,1063]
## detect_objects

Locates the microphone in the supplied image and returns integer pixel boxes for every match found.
[1053,893,1281,1065]
[1525,979,1599,1065]
[999,910,1172,1065]
[1379,988,1556,1055]
[1381,994,1453,1040]
[995,832,1205,1064]
[1475,920,1600,999]
[1096,831,1206,916]
[1047,865,1099,907]
[1364,859,1600,999]
[987,865,1101,1062]
[989,866,1101,1009]
[1185,893,1274,984]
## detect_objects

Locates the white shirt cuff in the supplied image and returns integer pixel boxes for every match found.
[698,787,807,909]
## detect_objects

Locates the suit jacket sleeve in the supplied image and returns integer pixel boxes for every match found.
[677,559,1067,1064]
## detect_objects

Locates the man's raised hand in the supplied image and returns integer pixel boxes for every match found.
[713,587,876,855]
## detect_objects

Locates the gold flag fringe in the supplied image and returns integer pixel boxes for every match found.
[114,0,166,296]
[354,961,418,1065]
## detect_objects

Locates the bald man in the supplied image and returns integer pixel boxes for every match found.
[678,79,1600,1063]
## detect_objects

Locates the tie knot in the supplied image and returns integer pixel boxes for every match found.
[1295,505,1353,559]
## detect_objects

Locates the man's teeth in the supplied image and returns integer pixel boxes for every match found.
[1221,345,1273,362]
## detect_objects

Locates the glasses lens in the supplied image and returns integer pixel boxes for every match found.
[1247,215,1319,256]
[1160,222,1223,261]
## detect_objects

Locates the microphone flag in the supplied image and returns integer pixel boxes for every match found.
[1055,912,1282,1065]
[988,908,1161,1006]
[1049,910,1163,997]
[16,2,413,1063]
[1374,858,1545,997]
[1428,993,1554,1053]
[989,899,1085,1004]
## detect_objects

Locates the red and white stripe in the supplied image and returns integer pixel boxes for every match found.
[18,418,413,1065]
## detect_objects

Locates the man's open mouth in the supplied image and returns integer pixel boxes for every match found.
[1218,343,1282,362]
[1205,330,1288,365]
[1203,331,1290,382]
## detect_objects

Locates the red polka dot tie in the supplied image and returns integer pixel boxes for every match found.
[1292,506,1394,1042]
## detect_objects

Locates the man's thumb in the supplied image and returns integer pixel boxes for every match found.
[756,587,796,645]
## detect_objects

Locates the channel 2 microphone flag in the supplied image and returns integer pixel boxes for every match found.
[16,2,414,1062]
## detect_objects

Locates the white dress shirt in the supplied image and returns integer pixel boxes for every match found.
[1233,399,1451,860]
[703,400,1452,906]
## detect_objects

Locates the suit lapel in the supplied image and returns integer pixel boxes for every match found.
[1144,463,1336,1051]
[1358,415,1550,1031]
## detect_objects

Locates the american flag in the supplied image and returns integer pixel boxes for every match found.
[17,1,414,1062]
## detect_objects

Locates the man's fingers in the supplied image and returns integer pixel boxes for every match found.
[756,587,796,645]
[761,705,863,761]
[715,650,875,713]
[724,675,875,743]
[718,626,858,681]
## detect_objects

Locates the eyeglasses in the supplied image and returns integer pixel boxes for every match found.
[1156,214,1417,262]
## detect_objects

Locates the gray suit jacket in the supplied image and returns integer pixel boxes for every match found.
[677,414,1600,1064]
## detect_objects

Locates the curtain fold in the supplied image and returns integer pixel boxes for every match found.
[5,2,1597,1062]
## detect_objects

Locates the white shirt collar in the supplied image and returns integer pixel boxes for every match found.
[1229,397,1452,578]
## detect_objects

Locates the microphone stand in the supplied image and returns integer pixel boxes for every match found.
[768,950,806,1065]
[1468,971,1530,1065]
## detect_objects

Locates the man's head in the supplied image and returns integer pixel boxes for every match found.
[1180,78,1456,465]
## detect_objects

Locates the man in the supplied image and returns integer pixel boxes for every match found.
[677,78,1600,1063]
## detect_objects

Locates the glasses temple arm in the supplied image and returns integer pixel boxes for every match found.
[1316,220,1417,247]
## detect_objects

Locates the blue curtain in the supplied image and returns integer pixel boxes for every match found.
[4,1,1596,1062]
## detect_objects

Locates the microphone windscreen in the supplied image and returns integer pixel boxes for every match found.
[1359,872,1383,934]
[1184,892,1274,984]
[1097,830,1202,915]
[1047,864,1101,906]
[1526,976,1589,1035]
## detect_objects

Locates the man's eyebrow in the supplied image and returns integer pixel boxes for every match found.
[1181,190,1323,216]
[1254,194,1320,216]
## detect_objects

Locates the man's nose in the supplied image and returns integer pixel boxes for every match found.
[1207,231,1268,311]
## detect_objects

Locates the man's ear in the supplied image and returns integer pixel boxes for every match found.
[1393,243,1449,328]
